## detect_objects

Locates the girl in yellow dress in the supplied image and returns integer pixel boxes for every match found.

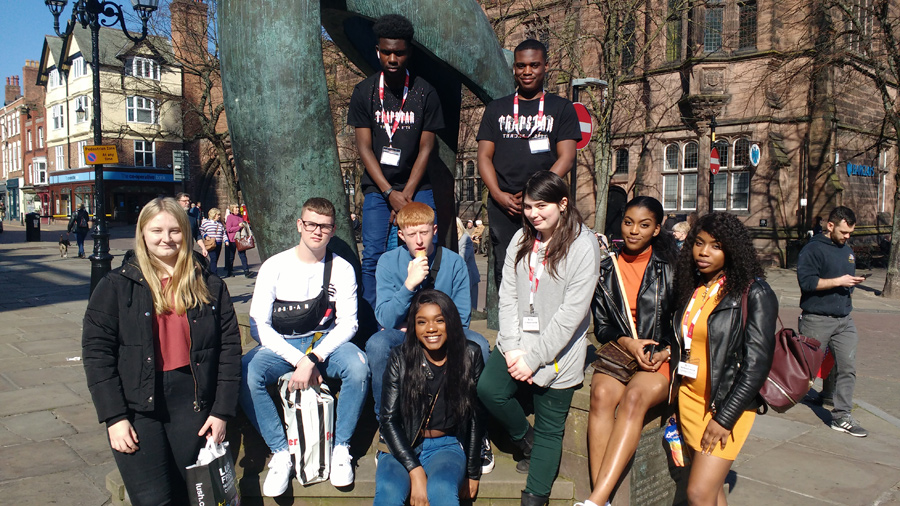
[672,212,778,505]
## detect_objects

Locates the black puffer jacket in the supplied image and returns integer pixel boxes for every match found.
[673,279,778,430]
[592,250,679,396]
[380,341,485,481]
[82,251,242,425]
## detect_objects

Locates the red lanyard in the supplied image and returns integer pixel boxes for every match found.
[512,90,545,138]
[528,234,546,310]
[378,71,410,147]
[680,276,725,350]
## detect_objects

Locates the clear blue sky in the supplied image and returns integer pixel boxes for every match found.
[0,1,55,89]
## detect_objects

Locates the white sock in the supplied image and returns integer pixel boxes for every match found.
[582,501,600,506]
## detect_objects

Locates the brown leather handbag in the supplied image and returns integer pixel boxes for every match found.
[592,340,638,383]
[235,224,255,252]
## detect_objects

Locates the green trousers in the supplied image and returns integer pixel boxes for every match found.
[476,350,576,497]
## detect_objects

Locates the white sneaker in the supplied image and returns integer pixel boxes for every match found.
[330,444,354,487]
[263,451,292,497]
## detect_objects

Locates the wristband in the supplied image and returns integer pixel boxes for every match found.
[305,352,321,365]
[382,187,394,201]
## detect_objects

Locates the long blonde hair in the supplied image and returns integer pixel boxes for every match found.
[134,197,211,314]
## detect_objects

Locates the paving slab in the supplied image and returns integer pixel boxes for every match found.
[727,474,845,506]
[2,365,85,389]
[789,410,900,469]
[0,425,25,447]
[733,441,900,504]
[0,356,52,373]
[0,374,18,392]
[8,338,81,357]
[65,430,114,466]
[0,439,86,482]
[747,412,816,442]
[0,332,24,344]
[0,384,87,416]
[0,469,109,506]
[0,410,77,441]
[54,403,103,433]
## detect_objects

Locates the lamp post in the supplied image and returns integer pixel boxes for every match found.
[45,0,159,294]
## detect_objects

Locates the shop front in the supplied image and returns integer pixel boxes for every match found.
[49,167,177,222]
[6,178,21,221]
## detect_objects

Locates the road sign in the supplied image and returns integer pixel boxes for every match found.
[573,103,592,150]
[749,143,761,166]
[172,150,189,182]
[710,147,720,175]
[83,145,118,165]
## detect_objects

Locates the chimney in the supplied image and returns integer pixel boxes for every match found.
[4,76,22,105]
[22,61,43,106]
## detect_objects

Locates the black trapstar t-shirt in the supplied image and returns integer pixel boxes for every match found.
[348,73,445,194]
[476,92,581,194]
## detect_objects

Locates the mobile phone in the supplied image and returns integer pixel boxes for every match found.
[861,273,872,279]
[644,344,657,357]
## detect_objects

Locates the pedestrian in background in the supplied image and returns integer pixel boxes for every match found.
[178,192,208,258]
[797,206,868,437]
[67,204,91,258]
[200,208,226,276]
[457,217,481,312]
[224,203,251,278]
[672,212,777,506]
[477,172,600,506]
[82,197,241,506]
[672,221,690,249]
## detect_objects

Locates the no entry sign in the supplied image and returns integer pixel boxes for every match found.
[573,103,592,150]
[710,147,720,175]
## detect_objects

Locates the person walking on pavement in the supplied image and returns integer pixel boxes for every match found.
[224,203,252,278]
[200,208,226,276]
[797,206,868,437]
[81,197,242,506]
[177,192,208,258]
[347,14,445,311]
[67,204,91,258]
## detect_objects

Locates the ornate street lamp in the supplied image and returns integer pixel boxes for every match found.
[45,0,159,294]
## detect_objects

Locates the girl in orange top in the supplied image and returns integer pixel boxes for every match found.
[582,197,679,506]
[673,212,777,505]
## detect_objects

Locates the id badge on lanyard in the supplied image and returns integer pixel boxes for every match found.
[513,91,547,154]
[523,235,545,333]
[378,71,409,166]
[677,278,724,379]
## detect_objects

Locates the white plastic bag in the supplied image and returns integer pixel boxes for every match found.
[278,374,334,485]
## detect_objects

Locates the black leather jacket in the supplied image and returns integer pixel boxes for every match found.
[380,341,485,481]
[82,252,242,425]
[673,280,778,430]
[592,251,679,395]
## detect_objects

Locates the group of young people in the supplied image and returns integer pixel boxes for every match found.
[79,12,786,506]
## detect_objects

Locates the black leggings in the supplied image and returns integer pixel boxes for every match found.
[111,367,209,506]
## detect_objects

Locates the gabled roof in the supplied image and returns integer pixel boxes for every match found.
[37,24,177,84]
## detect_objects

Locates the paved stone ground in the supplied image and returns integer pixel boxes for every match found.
[1,221,899,505]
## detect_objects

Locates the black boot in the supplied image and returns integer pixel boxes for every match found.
[511,424,534,474]
[520,490,549,506]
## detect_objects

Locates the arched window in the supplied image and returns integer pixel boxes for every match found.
[681,141,699,209]
[734,138,751,167]
[712,139,730,210]
[615,148,629,175]
[662,144,680,210]
[684,141,699,169]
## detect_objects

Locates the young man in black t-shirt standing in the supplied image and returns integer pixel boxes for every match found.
[476,39,581,285]
[348,14,445,310]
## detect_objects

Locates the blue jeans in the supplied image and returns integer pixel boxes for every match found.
[373,435,466,506]
[75,229,88,256]
[361,189,436,310]
[240,336,370,452]
[366,327,490,419]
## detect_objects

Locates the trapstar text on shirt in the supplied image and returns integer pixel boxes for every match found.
[376,110,416,128]
[498,113,556,138]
